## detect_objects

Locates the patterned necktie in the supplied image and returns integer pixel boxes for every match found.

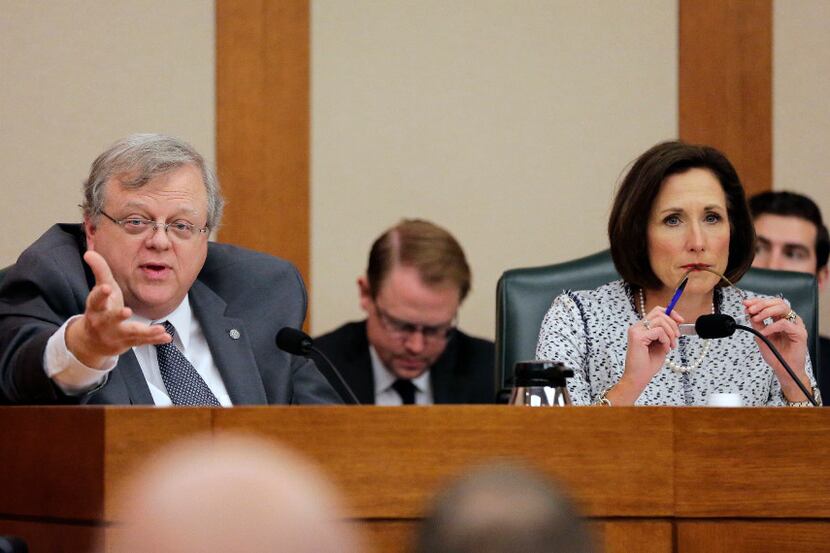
[155,321,220,406]
[391,378,417,405]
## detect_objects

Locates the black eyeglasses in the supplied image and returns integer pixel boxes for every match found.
[374,304,456,343]
[99,210,209,241]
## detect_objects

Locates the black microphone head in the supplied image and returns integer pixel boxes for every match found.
[695,314,737,339]
[276,327,313,356]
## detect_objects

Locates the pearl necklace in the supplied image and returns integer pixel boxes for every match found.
[638,288,712,374]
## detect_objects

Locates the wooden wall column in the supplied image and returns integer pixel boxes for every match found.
[216,0,311,289]
[215,0,775,321]
[679,0,772,197]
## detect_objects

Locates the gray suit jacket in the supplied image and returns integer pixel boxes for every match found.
[0,224,340,405]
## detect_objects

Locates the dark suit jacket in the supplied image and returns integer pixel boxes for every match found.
[313,320,496,404]
[0,224,340,405]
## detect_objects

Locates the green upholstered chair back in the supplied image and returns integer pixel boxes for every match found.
[495,250,821,391]
[496,251,620,390]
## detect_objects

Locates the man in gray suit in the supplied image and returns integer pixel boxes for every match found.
[0,133,338,405]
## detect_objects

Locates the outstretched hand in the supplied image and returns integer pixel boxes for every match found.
[65,250,171,368]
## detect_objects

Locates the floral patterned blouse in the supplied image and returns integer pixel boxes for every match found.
[535,280,819,406]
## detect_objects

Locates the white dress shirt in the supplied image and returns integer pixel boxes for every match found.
[370,346,433,405]
[44,296,232,406]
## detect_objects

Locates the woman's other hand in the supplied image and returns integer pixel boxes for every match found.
[744,297,811,402]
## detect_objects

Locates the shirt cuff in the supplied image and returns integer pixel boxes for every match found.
[44,315,118,396]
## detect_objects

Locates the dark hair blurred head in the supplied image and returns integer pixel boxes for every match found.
[749,190,829,271]
[608,140,755,289]
[415,464,595,553]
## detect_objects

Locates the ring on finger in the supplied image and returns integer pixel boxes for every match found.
[784,309,798,324]
[642,318,651,330]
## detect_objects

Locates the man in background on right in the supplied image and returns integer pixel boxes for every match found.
[750,191,829,401]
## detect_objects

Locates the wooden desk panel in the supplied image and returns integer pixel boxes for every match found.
[0,407,104,521]
[101,408,212,520]
[0,520,96,553]
[677,520,830,553]
[357,519,673,553]
[674,408,830,517]
[0,407,212,522]
[593,520,673,553]
[213,406,674,518]
[1,406,829,553]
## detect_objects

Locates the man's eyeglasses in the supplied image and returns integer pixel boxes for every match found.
[99,211,209,241]
[375,304,456,343]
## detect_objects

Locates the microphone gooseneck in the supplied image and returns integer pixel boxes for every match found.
[694,314,818,406]
[275,327,361,405]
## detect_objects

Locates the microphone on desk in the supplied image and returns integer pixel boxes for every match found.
[276,327,361,405]
[695,314,818,406]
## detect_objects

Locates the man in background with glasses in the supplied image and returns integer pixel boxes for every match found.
[749,190,829,402]
[0,133,338,405]
[314,219,495,405]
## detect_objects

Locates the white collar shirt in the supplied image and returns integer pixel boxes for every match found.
[369,346,433,405]
[130,296,232,407]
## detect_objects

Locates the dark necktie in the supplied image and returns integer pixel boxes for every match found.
[155,321,220,406]
[391,378,417,405]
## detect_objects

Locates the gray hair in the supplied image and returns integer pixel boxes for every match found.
[82,133,224,229]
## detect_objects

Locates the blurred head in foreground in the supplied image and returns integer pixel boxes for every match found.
[415,464,595,553]
[108,435,360,553]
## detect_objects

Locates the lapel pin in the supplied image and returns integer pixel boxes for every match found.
[229,329,241,340]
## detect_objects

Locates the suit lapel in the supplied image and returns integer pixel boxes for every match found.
[342,322,376,404]
[189,281,267,405]
[108,350,154,405]
[350,344,376,404]
[430,335,460,404]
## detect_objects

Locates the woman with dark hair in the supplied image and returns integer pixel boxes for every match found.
[536,141,821,406]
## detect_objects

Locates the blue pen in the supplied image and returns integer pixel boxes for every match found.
[664,276,688,316]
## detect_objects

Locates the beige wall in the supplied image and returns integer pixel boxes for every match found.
[2,1,828,340]
[0,0,215,266]
[774,0,830,333]
[310,0,678,339]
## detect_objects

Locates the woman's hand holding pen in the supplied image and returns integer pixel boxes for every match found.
[607,305,684,405]
[625,306,684,384]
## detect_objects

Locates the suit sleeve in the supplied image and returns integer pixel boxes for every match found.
[0,253,86,404]
[288,355,344,405]
[284,261,342,405]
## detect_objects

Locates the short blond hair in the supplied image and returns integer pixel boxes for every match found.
[367,219,471,300]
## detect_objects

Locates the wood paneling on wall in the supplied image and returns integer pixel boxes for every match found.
[216,0,311,288]
[215,1,774,308]
[679,0,772,197]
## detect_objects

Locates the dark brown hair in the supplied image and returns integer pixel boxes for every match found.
[367,219,471,300]
[749,190,830,271]
[608,140,755,290]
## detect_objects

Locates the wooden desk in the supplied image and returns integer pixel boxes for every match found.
[0,406,828,552]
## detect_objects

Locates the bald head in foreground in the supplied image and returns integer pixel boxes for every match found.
[415,464,595,553]
[108,435,360,553]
